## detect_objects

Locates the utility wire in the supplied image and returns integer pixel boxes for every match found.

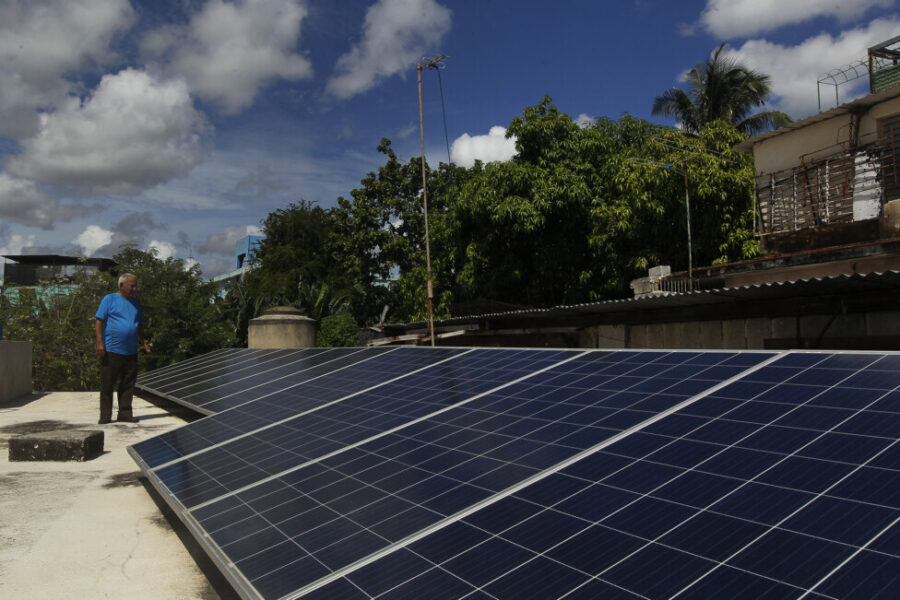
[435,63,452,165]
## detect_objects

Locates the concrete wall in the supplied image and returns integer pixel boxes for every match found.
[0,340,32,403]
[581,309,900,350]
[751,96,900,175]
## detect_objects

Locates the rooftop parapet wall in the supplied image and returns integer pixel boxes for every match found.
[0,340,32,404]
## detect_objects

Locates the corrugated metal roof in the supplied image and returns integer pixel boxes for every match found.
[389,270,900,330]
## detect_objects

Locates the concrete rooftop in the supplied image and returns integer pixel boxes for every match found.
[0,391,238,600]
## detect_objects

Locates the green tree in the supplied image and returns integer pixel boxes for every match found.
[113,245,235,371]
[587,117,757,294]
[652,44,791,135]
[244,200,343,307]
[446,98,595,307]
[0,270,109,391]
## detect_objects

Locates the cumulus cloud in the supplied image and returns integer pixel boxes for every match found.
[6,68,210,194]
[575,113,597,128]
[142,0,312,113]
[327,0,452,99]
[0,0,134,139]
[727,17,900,118]
[199,224,264,255]
[74,225,113,257]
[148,239,177,260]
[0,173,99,228]
[698,0,894,39]
[450,126,518,168]
[0,233,37,256]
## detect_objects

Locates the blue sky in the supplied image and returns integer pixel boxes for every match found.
[0,0,897,277]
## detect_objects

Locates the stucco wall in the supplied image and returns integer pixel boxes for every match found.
[0,340,32,404]
[751,96,900,175]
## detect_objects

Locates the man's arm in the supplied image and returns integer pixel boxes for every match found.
[94,318,105,357]
[138,323,151,354]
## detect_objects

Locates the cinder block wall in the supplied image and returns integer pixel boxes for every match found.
[580,309,900,350]
[0,341,32,404]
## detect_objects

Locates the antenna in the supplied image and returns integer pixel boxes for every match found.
[417,54,448,347]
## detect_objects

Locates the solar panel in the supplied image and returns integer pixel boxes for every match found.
[143,348,579,507]
[127,347,819,600]
[300,351,900,600]
[137,348,293,405]
[139,347,390,415]
[131,346,467,468]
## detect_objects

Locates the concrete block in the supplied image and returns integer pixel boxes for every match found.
[868,311,900,336]
[648,265,672,278]
[698,321,724,349]
[0,340,32,404]
[722,319,747,349]
[745,317,772,349]
[586,325,625,348]
[9,429,104,462]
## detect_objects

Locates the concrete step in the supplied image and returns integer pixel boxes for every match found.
[9,429,104,461]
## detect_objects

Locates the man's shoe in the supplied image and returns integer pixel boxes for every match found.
[116,416,139,423]
[98,418,112,424]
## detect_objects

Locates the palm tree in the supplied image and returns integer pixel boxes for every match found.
[652,44,792,136]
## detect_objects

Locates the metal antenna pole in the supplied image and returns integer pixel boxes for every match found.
[684,164,693,288]
[418,55,446,346]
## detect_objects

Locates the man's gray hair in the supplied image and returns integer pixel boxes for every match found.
[118,273,137,288]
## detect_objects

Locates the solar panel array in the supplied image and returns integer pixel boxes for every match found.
[130,347,900,600]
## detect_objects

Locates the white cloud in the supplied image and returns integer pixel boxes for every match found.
[450,126,518,168]
[74,225,113,257]
[0,0,134,138]
[183,256,199,272]
[148,240,177,260]
[6,68,210,195]
[575,113,596,128]
[142,0,312,114]
[727,17,900,118]
[327,0,452,99]
[699,0,894,38]
[199,225,264,255]
[0,233,37,256]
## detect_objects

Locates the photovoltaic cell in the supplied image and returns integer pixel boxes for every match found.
[131,346,464,468]
[147,348,579,507]
[129,348,783,599]
[301,351,899,600]
[129,349,900,600]
[137,348,295,405]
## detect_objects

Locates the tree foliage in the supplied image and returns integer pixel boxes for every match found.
[0,271,108,391]
[0,247,233,390]
[652,44,792,135]
[245,97,758,325]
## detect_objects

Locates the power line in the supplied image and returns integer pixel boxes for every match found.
[435,67,452,165]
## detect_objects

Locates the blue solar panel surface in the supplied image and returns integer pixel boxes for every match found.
[302,351,900,600]
[129,348,899,600]
[148,348,578,507]
[132,347,465,468]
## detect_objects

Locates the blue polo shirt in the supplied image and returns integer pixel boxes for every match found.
[95,292,145,355]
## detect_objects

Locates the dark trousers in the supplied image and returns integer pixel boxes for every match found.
[99,352,138,421]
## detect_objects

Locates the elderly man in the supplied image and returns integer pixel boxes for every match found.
[94,273,151,424]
